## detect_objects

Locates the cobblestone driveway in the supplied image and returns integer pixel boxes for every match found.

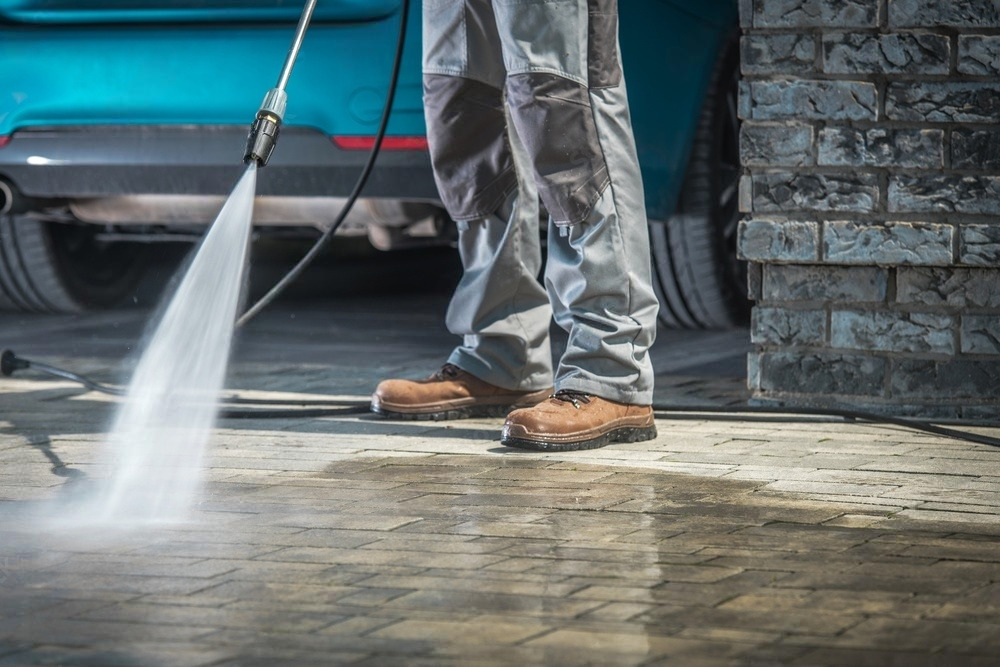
[2,294,999,665]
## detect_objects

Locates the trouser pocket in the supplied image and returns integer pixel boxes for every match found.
[587,0,622,89]
[422,0,467,74]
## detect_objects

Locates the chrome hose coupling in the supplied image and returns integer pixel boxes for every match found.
[244,88,288,167]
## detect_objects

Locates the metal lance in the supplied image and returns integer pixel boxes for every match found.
[243,0,318,166]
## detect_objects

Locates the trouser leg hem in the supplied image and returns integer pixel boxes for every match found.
[448,349,553,393]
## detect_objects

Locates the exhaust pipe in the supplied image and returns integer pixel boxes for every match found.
[0,179,12,215]
[0,179,44,216]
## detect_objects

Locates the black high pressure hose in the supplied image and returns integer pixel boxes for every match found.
[236,0,411,327]
[4,348,1000,448]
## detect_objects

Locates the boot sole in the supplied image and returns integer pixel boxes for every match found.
[372,402,531,422]
[502,425,658,452]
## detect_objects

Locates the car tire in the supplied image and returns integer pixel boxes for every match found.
[649,35,748,330]
[0,214,147,313]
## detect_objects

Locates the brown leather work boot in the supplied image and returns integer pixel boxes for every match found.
[371,363,551,421]
[501,389,656,451]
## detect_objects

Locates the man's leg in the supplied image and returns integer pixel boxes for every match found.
[492,0,660,449]
[543,77,658,405]
[371,0,553,419]
[445,189,554,393]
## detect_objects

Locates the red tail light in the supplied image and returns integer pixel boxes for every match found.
[332,135,428,151]
[0,136,10,149]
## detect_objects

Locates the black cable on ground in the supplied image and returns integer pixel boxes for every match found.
[219,405,370,419]
[235,0,411,328]
[649,403,1000,449]
[218,396,363,406]
[7,348,1000,448]
[218,402,1000,449]
[219,398,1000,449]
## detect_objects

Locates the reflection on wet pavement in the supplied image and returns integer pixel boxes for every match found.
[2,292,1000,664]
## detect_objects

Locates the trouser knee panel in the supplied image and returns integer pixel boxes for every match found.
[506,72,610,226]
[424,74,518,221]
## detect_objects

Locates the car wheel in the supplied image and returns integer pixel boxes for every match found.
[0,215,148,313]
[649,35,748,329]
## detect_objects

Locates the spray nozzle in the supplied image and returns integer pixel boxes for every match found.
[243,0,316,166]
[243,88,288,167]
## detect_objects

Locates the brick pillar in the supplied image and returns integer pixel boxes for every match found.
[738,0,1000,420]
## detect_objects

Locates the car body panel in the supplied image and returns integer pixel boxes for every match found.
[0,126,437,199]
[0,0,400,24]
[0,0,736,223]
[621,0,736,220]
[653,0,738,30]
[0,20,426,137]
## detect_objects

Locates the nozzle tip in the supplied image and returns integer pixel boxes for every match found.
[243,112,281,167]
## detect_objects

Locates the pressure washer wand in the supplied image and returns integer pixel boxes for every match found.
[243,0,318,167]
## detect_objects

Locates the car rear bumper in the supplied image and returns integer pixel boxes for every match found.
[0,125,440,201]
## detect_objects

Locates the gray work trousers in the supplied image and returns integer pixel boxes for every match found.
[423,0,659,404]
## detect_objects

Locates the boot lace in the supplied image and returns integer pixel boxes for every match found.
[432,364,462,381]
[551,389,592,410]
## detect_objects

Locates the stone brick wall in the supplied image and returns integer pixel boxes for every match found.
[737,0,1000,419]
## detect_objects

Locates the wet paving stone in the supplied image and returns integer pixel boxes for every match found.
[2,298,1000,664]
[3,450,1000,664]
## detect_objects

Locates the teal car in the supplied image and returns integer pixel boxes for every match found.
[0,0,741,328]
